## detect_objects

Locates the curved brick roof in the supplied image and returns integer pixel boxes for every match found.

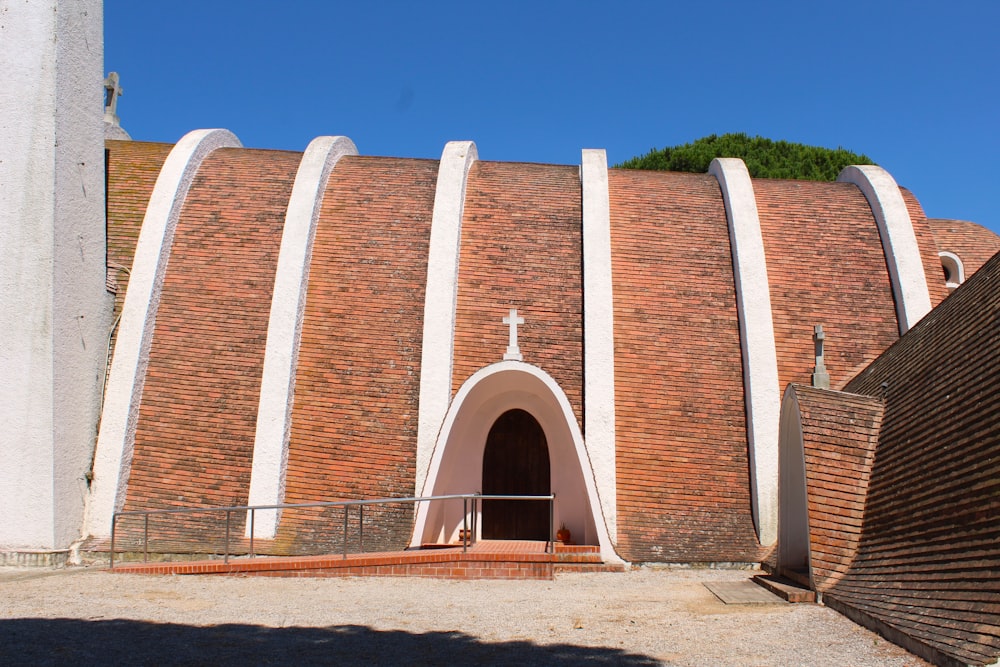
[277,156,437,550]
[452,161,584,420]
[105,140,173,325]
[928,218,1000,279]
[608,169,761,563]
[754,179,900,390]
[123,149,300,519]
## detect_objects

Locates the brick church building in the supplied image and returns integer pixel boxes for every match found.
[2,3,997,664]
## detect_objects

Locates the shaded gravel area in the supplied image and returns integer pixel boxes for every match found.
[0,565,929,666]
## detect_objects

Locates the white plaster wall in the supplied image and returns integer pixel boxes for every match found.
[709,158,780,547]
[246,135,358,538]
[0,0,111,550]
[838,165,932,334]
[413,362,621,563]
[580,149,618,542]
[85,129,242,539]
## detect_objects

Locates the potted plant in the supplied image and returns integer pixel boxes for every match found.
[556,524,571,544]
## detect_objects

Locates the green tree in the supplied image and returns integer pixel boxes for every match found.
[617,133,875,181]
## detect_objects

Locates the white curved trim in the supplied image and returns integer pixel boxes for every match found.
[581,148,617,542]
[777,386,811,583]
[709,157,780,547]
[938,250,964,289]
[838,165,932,333]
[415,141,478,497]
[413,361,621,564]
[84,129,242,538]
[245,136,358,539]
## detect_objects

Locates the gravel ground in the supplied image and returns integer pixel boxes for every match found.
[0,565,929,666]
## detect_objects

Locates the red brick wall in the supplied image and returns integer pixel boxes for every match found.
[928,218,1000,279]
[754,179,900,390]
[452,161,584,421]
[609,169,763,563]
[105,140,173,328]
[791,385,881,592]
[123,149,299,524]
[835,252,1000,666]
[277,157,437,551]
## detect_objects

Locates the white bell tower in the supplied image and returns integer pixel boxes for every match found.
[0,0,112,559]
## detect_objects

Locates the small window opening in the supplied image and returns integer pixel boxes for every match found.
[939,252,964,291]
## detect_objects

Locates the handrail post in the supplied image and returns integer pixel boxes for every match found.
[144,513,149,563]
[110,513,117,570]
[224,509,231,565]
[249,508,255,559]
[462,496,468,553]
[359,505,364,554]
[343,506,348,560]
[548,495,554,554]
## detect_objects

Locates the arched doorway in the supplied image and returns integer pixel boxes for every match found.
[481,408,550,540]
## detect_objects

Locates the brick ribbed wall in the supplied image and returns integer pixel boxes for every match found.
[790,385,881,593]
[608,169,763,563]
[123,149,299,527]
[928,218,1000,279]
[754,179,900,389]
[900,188,949,308]
[105,140,173,328]
[833,252,1000,666]
[452,161,583,421]
[277,157,437,552]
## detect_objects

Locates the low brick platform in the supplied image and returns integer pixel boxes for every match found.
[109,540,625,580]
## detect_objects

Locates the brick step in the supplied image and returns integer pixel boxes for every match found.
[752,574,817,603]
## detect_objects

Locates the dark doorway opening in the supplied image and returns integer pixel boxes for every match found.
[481,409,551,540]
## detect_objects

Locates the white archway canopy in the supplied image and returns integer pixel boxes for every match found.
[412,361,620,562]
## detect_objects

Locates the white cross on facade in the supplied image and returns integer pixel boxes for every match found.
[502,308,525,361]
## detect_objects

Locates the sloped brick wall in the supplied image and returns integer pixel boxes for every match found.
[789,384,881,592]
[105,140,173,331]
[608,169,763,563]
[928,218,1000,279]
[123,149,299,531]
[754,179,900,389]
[452,161,584,421]
[277,156,437,553]
[832,251,1000,666]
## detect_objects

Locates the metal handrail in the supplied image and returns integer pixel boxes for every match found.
[110,493,555,569]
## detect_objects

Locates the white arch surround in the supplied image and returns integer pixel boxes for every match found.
[85,128,241,538]
[415,141,478,499]
[838,165,932,333]
[777,386,811,584]
[245,136,358,539]
[709,157,780,547]
[413,361,620,563]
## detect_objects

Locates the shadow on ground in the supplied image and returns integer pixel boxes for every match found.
[1,618,661,666]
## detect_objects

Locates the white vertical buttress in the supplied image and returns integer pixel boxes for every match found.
[709,157,780,547]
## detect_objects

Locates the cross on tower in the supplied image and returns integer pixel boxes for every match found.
[502,308,525,361]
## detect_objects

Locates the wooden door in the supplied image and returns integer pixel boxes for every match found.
[481,409,551,540]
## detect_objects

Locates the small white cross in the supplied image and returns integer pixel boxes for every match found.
[502,308,525,361]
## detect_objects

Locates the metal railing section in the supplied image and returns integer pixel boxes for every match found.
[109,493,555,569]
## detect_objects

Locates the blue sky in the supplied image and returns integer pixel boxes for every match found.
[106,1,999,233]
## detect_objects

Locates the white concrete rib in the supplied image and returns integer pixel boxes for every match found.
[85,129,241,538]
[709,157,780,547]
[245,136,358,539]
[581,149,618,543]
[838,165,932,334]
[415,141,478,497]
